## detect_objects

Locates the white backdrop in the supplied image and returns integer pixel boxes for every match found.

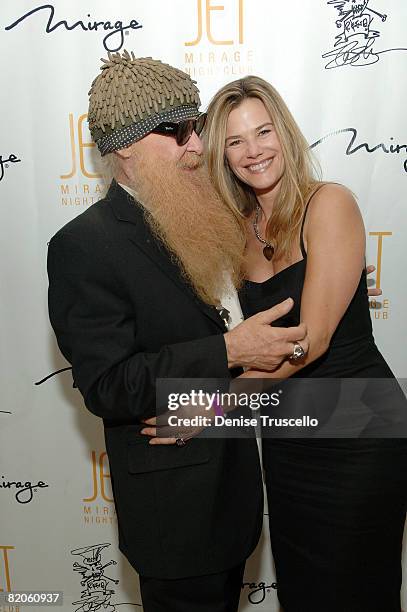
[1,1,406,610]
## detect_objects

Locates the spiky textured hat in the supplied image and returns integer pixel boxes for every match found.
[88,50,201,156]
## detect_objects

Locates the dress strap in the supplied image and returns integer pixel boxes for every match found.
[299,183,328,258]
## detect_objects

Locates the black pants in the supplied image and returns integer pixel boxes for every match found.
[139,562,245,612]
[263,438,407,612]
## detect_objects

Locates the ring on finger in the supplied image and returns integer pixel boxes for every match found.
[290,342,306,361]
[176,436,187,447]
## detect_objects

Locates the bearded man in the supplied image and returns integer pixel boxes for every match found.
[47,51,308,612]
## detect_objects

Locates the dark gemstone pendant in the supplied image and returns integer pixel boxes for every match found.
[263,245,274,261]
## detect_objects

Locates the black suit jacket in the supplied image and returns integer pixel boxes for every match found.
[48,181,263,578]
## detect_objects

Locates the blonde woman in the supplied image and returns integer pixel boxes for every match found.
[203,76,407,612]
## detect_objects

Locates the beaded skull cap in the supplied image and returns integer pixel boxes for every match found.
[88,50,201,156]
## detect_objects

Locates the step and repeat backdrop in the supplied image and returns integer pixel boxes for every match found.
[1,1,406,610]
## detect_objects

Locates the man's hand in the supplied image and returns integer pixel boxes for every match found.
[141,401,212,445]
[224,298,308,371]
[140,416,178,445]
[366,265,382,297]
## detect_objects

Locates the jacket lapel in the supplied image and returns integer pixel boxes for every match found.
[106,181,227,331]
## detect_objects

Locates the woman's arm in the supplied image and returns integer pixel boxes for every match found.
[241,183,366,379]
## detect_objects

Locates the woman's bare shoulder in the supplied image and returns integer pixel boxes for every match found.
[307,182,360,219]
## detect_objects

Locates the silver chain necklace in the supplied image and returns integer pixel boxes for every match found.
[253,202,274,261]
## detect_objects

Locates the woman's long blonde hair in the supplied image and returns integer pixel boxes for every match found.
[204,76,320,260]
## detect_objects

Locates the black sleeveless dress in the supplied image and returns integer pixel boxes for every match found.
[239,196,407,611]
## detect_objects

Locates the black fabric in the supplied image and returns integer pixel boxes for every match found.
[239,192,407,611]
[239,263,391,378]
[263,438,407,611]
[139,562,245,612]
[48,181,263,579]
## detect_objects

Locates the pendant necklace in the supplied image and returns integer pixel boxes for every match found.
[252,202,274,261]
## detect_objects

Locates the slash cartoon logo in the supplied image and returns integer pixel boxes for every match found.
[71,543,142,611]
[323,1,407,68]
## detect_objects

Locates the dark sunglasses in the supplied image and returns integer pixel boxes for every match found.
[151,113,207,146]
